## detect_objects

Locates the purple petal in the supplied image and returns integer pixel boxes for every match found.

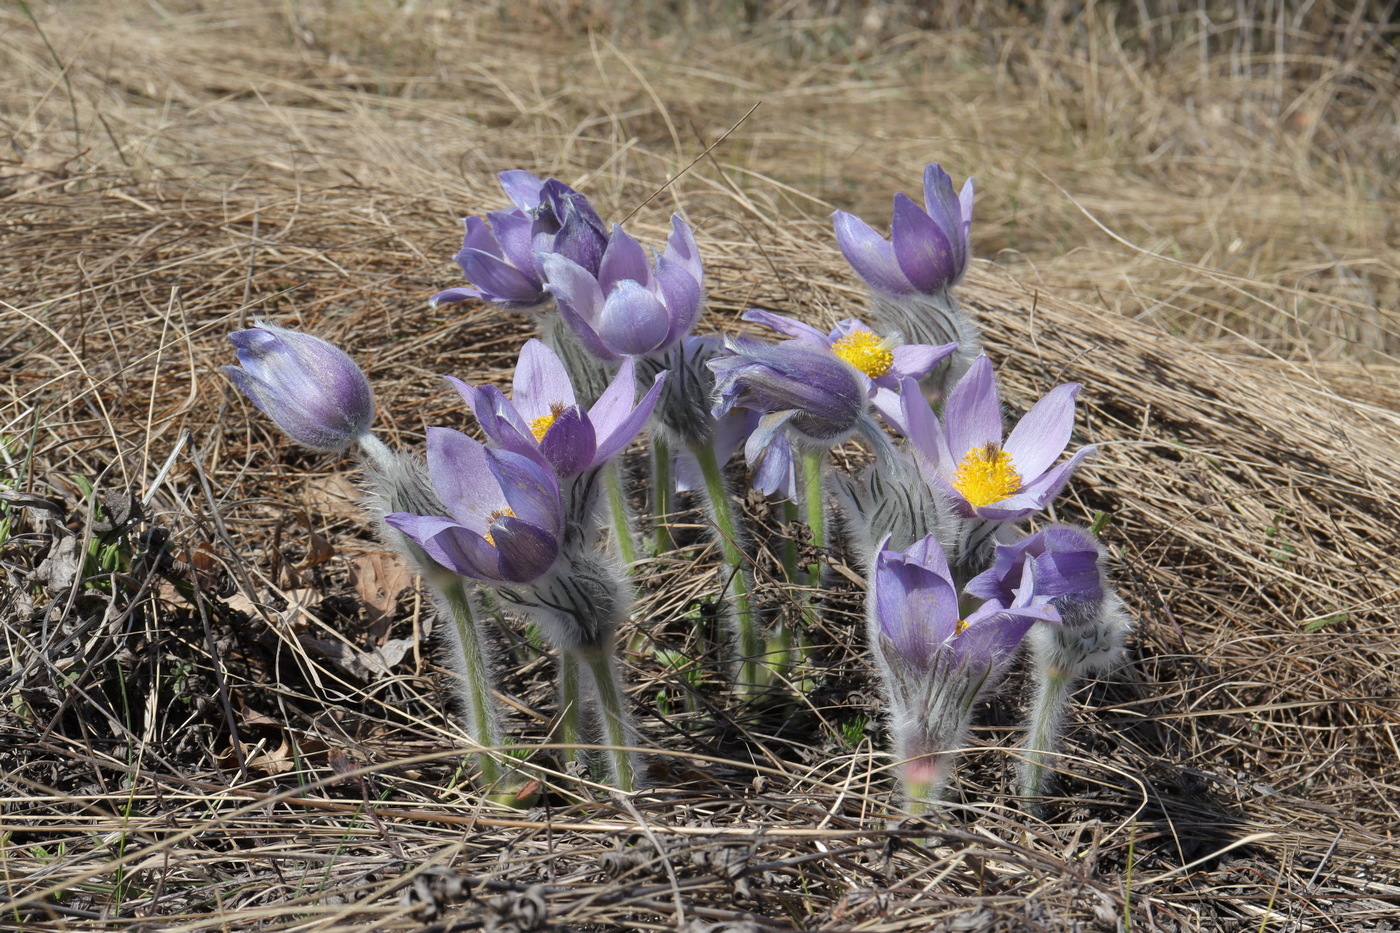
[555,295,624,364]
[591,365,666,466]
[597,280,670,355]
[513,338,577,419]
[874,544,960,670]
[498,170,546,212]
[540,253,605,323]
[485,447,563,537]
[663,214,703,282]
[457,381,536,460]
[426,427,507,526]
[537,405,596,477]
[456,249,543,304]
[488,210,539,279]
[385,513,504,582]
[461,215,504,259]
[921,163,961,237]
[655,254,704,347]
[1003,382,1082,481]
[742,308,829,346]
[891,193,958,294]
[889,342,958,383]
[833,210,915,296]
[431,286,482,307]
[1013,445,1099,504]
[943,356,1003,468]
[948,606,1046,667]
[491,516,560,582]
[749,428,798,500]
[897,376,956,475]
[597,225,653,292]
[743,409,796,466]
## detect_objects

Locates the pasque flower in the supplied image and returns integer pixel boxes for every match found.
[432,171,609,310]
[451,338,666,479]
[870,533,1059,804]
[834,163,974,298]
[385,428,563,585]
[543,216,704,361]
[224,322,374,451]
[897,356,1097,522]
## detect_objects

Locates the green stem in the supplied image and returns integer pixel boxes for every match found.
[1019,667,1072,801]
[692,443,759,693]
[580,643,638,792]
[651,434,675,556]
[438,577,504,788]
[801,450,827,588]
[781,500,802,583]
[604,461,638,566]
[558,651,584,769]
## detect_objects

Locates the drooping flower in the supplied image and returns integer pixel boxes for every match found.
[870,533,1059,802]
[385,428,563,584]
[897,356,1097,522]
[742,309,956,424]
[834,163,974,299]
[224,322,374,452]
[543,215,704,361]
[432,171,609,311]
[450,338,666,479]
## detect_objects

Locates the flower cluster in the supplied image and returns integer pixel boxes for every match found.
[223,159,1134,813]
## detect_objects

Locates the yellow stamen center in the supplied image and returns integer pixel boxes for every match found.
[955,618,970,635]
[528,401,569,442]
[482,507,515,547]
[952,442,1022,508]
[831,329,896,379]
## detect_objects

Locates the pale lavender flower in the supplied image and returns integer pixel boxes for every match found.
[870,533,1058,801]
[432,172,609,311]
[897,356,1097,522]
[834,163,974,298]
[450,338,666,479]
[224,322,374,452]
[385,428,563,585]
[743,309,955,424]
[543,216,704,361]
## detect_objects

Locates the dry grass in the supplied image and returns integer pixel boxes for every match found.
[2,1,1398,930]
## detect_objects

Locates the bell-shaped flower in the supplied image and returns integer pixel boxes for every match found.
[966,524,1131,678]
[432,171,609,311]
[224,322,374,452]
[834,163,974,298]
[449,338,666,479]
[897,356,1097,522]
[743,309,956,425]
[542,215,704,362]
[384,428,563,584]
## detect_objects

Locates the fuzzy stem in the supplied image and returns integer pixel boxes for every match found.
[1019,666,1073,801]
[781,500,802,583]
[691,442,760,693]
[650,434,675,556]
[558,651,584,769]
[578,642,638,791]
[437,578,505,788]
[801,449,827,588]
[603,461,638,566]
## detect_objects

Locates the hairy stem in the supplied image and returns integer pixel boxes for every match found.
[801,449,827,588]
[1019,666,1073,801]
[558,651,584,770]
[651,434,675,556]
[603,461,638,567]
[692,442,760,694]
[438,579,505,788]
[578,642,638,791]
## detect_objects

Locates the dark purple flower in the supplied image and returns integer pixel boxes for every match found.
[743,309,956,424]
[543,216,704,361]
[897,356,1097,521]
[385,428,563,584]
[873,534,1057,674]
[708,337,868,449]
[224,322,374,452]
[965,525,1105,608]
[432,171,609,311]
[449,338,666,479]
[834,163,974,298]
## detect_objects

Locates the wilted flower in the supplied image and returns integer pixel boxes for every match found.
[897,356,1097,522]
[543,216,704,361]
[870,533,1058,803]
[834,163,974,298]
[743,309,955,424]
[432,171,609,311]
[224,322,374,452]
[451,338,666,479]
[385,428,563,585]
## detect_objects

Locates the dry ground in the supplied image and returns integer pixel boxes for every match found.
[2,2,1398,930]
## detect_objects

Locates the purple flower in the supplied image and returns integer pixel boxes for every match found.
[898,356,1097,522]
[449,338,666,478]
[385,428,563,584]
[224,322,374,452]
[708,337,868,449]
[834,163,974,298]
[543,215,704,361]
[743,309,956,424]
[873,534,1057,675]
[432,171,609,311]
[965,525,1105,609]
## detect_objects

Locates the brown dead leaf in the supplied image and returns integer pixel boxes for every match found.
[350,551,414,640]
[301,472,365,523]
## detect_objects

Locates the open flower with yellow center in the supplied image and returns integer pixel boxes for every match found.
[897,355,1097,522]
[742,309,956,427]
[450,338,666,480]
